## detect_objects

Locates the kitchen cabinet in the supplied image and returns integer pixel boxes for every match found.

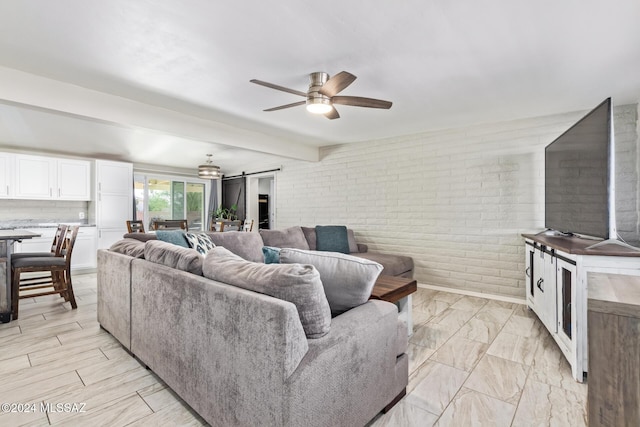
[0,153,13,198]
[95,160,132,249]
[13,154,90,201]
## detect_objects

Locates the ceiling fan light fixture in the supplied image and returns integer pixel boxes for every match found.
[198,154,221,179]
[306,98,333,114]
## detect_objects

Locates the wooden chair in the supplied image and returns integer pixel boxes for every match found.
[12,224,68,261]
[151,220,188,231]
[243,219,254,232]
[126,220,145,233]
[11,226,79,320]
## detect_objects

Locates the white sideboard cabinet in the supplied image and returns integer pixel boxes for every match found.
[523,234,640,382]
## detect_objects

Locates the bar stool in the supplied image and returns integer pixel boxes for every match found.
[12,223,68,261]
[11,226,79,320]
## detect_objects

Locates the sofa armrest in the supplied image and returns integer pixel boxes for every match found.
[356,243,368,253]
[97,249,134,350]
[284,300,406,426]
[129,260,309,427]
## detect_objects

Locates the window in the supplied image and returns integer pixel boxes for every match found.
[134,174,209,231]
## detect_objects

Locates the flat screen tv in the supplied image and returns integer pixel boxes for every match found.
[545,98,614,240]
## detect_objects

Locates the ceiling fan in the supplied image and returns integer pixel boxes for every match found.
[250,71,392,120]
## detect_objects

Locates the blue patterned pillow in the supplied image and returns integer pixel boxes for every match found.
[185,232,216,255]
[262,246,281,264]
[155,230,189,248]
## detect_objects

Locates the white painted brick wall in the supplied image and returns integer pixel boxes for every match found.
[276,104,639,298]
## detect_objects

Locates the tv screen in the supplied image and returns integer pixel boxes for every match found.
[545,98,612,239]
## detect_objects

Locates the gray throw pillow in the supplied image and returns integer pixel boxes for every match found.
[315,225,350,254]
[144,240,203,276]
[109,238,145,258]
[259,227,310,250]
[279,248,383,316]
[203,247,331,338]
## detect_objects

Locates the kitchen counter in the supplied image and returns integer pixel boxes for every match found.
[0,222,96,229]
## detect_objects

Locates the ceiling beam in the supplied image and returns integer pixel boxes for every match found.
[0,66,319,162]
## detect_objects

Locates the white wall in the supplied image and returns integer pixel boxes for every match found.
[276,104,639,298]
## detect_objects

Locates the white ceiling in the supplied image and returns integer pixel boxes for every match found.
[0,0,639,174]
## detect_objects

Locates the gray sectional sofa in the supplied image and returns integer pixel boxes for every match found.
[97,228,410,427]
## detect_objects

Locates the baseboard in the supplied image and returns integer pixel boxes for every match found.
[417,283,526,305]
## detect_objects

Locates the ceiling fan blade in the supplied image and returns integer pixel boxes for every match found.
[250,79,307,97]
[318,71,356,97]
[332,96,392,109]
[263,101,306,112]
[324,107,340,120]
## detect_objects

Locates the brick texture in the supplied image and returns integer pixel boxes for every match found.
[276,104,639,298]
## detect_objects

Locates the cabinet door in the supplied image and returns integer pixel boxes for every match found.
[97,193,131,230]
[0,153,13,198]
[525,244,536,308]
[58,159,91,200]
[534,248,557,334]
[14,155,55,199]
[97,229,127,251]
[72,228,97,269]
[97,161,132,194]
[556,259,576,353]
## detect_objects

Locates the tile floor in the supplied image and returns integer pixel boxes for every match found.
[370,288,588,426]
[0,274,587,426]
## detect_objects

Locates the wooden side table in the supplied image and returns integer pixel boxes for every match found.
[370,275,417,336]
[587,272,640,426]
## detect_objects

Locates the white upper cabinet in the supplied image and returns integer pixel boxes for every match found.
[14,154,56,199]
[12,154,91,201]
[57,159,91,200]
[0,152,13,198]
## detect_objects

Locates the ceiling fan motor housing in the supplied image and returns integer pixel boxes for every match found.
[307,72,331,106]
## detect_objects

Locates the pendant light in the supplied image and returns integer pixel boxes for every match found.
[198,154,221,179]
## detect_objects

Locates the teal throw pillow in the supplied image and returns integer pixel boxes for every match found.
[315,225,350,254]
[262,246,281,264]
[155,230,189,248]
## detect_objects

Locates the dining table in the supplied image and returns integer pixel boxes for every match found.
[0,229,42,322]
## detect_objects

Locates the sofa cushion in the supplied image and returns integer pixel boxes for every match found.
[155,230,189,248]
[262,246,281,264]
[315,225,350,254]
[352,252,414,277]
[205,231,264,263]
[260,226,310,250]
[346,229,359,253]
[279,248,383,317]
[203,247,331,338]
[301,227,317,250]
[144,240,203,276]
[123,232,158,242]
[109,238,145,258]
[185,232,216,255]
